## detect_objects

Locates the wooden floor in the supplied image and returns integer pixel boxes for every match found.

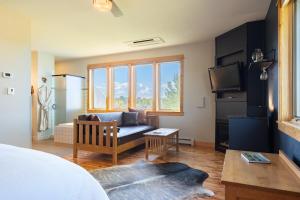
[32,140,225,200]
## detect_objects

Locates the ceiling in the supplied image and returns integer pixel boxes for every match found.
[0,0,271,60]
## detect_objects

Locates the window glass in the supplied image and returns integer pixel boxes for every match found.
[113,66,129,110]
[88,56,183,114]
[92,68,107,109]
[135,64,154,109]
[295,0,300,117]
[159,61,181,111]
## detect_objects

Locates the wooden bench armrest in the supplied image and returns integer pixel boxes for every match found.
[146,115,159,128]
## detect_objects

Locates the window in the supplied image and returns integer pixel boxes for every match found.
[88,55,184,115]
[159,61,181,111]
[135,64,154,110]
[90,68,107,109]
[112,66,129,110]
[295,0,300,118]
[278,0,300,141]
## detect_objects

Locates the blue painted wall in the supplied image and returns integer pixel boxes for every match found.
[279,133,300,166]
[266,0,300,167]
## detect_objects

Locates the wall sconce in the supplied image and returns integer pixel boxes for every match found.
[251,49,264,63]
[260,68,268,80]
[249,49,275,81]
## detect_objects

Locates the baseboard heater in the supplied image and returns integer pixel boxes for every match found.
[178,138,194,146]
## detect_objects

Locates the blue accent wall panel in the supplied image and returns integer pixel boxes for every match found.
[279,132,300,166]
[266,0,300,167]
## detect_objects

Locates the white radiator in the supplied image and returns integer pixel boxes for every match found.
[178,138,194,146]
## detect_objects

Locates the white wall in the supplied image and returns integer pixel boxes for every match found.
[56,41,215,143]
[0,7,31,147]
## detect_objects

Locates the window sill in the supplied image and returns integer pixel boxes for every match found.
[278,121,300,142]
[88,109,184,116]
[147,111,184,116]
[88,109,118,113]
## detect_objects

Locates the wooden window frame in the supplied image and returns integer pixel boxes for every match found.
[278,0,300,142]
[87,55,184,116]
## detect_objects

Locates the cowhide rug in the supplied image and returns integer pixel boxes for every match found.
[90,162,214,200]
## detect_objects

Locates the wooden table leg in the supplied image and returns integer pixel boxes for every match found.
[163,137,167,160]
[176,132,179,152]
[145,137,149,160]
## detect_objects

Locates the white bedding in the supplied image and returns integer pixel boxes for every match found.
[0,144,109,200]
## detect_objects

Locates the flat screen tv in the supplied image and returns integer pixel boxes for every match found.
[208,63,241,93]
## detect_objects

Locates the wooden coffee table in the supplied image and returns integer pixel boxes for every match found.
[144,128,180,160]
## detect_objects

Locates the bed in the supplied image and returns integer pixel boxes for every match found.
[0,144,109,200]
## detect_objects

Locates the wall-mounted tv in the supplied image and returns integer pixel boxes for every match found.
[208,62,242,93]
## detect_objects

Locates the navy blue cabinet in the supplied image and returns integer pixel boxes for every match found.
[229,117,270,152]
[214,21,268,152]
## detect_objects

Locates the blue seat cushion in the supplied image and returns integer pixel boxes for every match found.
[117,125,155,145]
[118,125,154,138]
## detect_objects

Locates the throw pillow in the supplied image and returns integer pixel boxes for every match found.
[128,108,147,125]
[122,112,139,126]
[78,114,89,121]
[78,114,101,121]
[89,114,101,121]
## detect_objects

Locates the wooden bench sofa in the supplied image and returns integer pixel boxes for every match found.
[73,112,159,165]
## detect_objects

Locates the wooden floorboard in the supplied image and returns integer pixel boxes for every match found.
[32,140,225,200]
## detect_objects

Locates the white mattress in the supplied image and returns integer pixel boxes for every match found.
[0,144,109,200]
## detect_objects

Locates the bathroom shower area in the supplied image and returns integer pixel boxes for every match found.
[52,74,86,144]
[31,52,86,143]
[32,74,86,142]
[53,74,86,126]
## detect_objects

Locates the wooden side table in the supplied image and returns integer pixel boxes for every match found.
[144,128,179,160]
[221,150,300,200]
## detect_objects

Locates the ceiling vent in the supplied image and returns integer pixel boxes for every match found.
[126,37,165,47]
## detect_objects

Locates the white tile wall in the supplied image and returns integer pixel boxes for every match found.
[54,125,73,144]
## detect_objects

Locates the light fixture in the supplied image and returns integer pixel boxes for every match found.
[260,68,268,81]
[249,49,275,81]
[93,0,112,12]
[251,49,264,63]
